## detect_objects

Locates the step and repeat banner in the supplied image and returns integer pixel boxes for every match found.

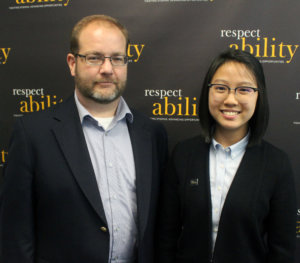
[0,0,300,259]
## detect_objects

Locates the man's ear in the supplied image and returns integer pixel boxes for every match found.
[67,53,76,77]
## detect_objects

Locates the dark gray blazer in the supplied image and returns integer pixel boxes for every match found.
[0,95,168,263]
[157,136,296,263]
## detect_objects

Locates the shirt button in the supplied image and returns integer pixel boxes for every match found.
[213,226,218,232]
[218,186,222,191]
[220,164,224,168]
[100,226,107,232]
[108,162,113,168]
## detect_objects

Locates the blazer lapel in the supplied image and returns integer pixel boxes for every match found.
[189,142,213,248]
[51,97,107,224]
[220,144,263,209]
[127,116,152,240]
[214,144,263,249]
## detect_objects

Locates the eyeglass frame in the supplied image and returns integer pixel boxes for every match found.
[75,53,128,66]
[208,83,259,97]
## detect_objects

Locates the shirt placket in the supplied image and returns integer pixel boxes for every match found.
[214,148,226,236]
[100,131,114,262]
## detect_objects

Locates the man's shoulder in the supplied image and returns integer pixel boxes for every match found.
[130,108,152,122]
[19,95,75,124]
[130,108,165,130]
[13,95,76,136]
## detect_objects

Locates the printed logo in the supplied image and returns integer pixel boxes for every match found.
[297,209,300,239]
[0,149,8,167]
[12,88,63,117]
[293,92,300,126]
[9,0,70,9]
[221,29,299,64]
[127,44,145,63]
[145,89,198,122]
[292,93,300,125]
[0,48,11,65]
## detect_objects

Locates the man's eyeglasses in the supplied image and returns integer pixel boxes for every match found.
[75,53,128,66]
[208,83,258,101]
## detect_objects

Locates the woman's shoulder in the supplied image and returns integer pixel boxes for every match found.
[257,139,290,159]
[249,140,292,172]
[172,135,208,156]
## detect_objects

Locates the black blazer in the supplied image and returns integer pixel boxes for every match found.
[157,136,296,263]
[0,96,168,263]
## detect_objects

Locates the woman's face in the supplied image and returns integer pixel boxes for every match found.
[208,61,258,140]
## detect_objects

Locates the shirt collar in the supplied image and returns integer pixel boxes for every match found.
[211,132,249,159]
[74,92,133,125]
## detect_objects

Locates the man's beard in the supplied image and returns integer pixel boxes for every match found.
[75,75,126,104]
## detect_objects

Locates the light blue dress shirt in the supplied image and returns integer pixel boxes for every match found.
[75,93,137,263]
[209,134,249,251]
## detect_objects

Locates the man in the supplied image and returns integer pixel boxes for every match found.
[0,15,168,263]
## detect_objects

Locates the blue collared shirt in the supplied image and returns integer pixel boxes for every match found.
[209,134,249,251]
[75,93,137,263]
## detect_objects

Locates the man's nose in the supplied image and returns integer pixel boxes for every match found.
[99,57,113,74]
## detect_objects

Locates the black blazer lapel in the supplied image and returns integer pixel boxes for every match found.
[214,144,264,251]
[50,97,107,224]
[188,142,213,251]
[172,138,212,260]
[127,116,152,240]
[219,144,264,214]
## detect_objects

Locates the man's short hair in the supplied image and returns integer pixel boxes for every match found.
[70,14,129,54]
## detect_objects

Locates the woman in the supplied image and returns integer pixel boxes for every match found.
[157,49,297,263]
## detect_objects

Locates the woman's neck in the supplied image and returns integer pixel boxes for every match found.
[213,126,248,148]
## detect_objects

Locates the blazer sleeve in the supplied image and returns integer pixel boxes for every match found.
[266,151,297,263]
[0,118,35,263]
